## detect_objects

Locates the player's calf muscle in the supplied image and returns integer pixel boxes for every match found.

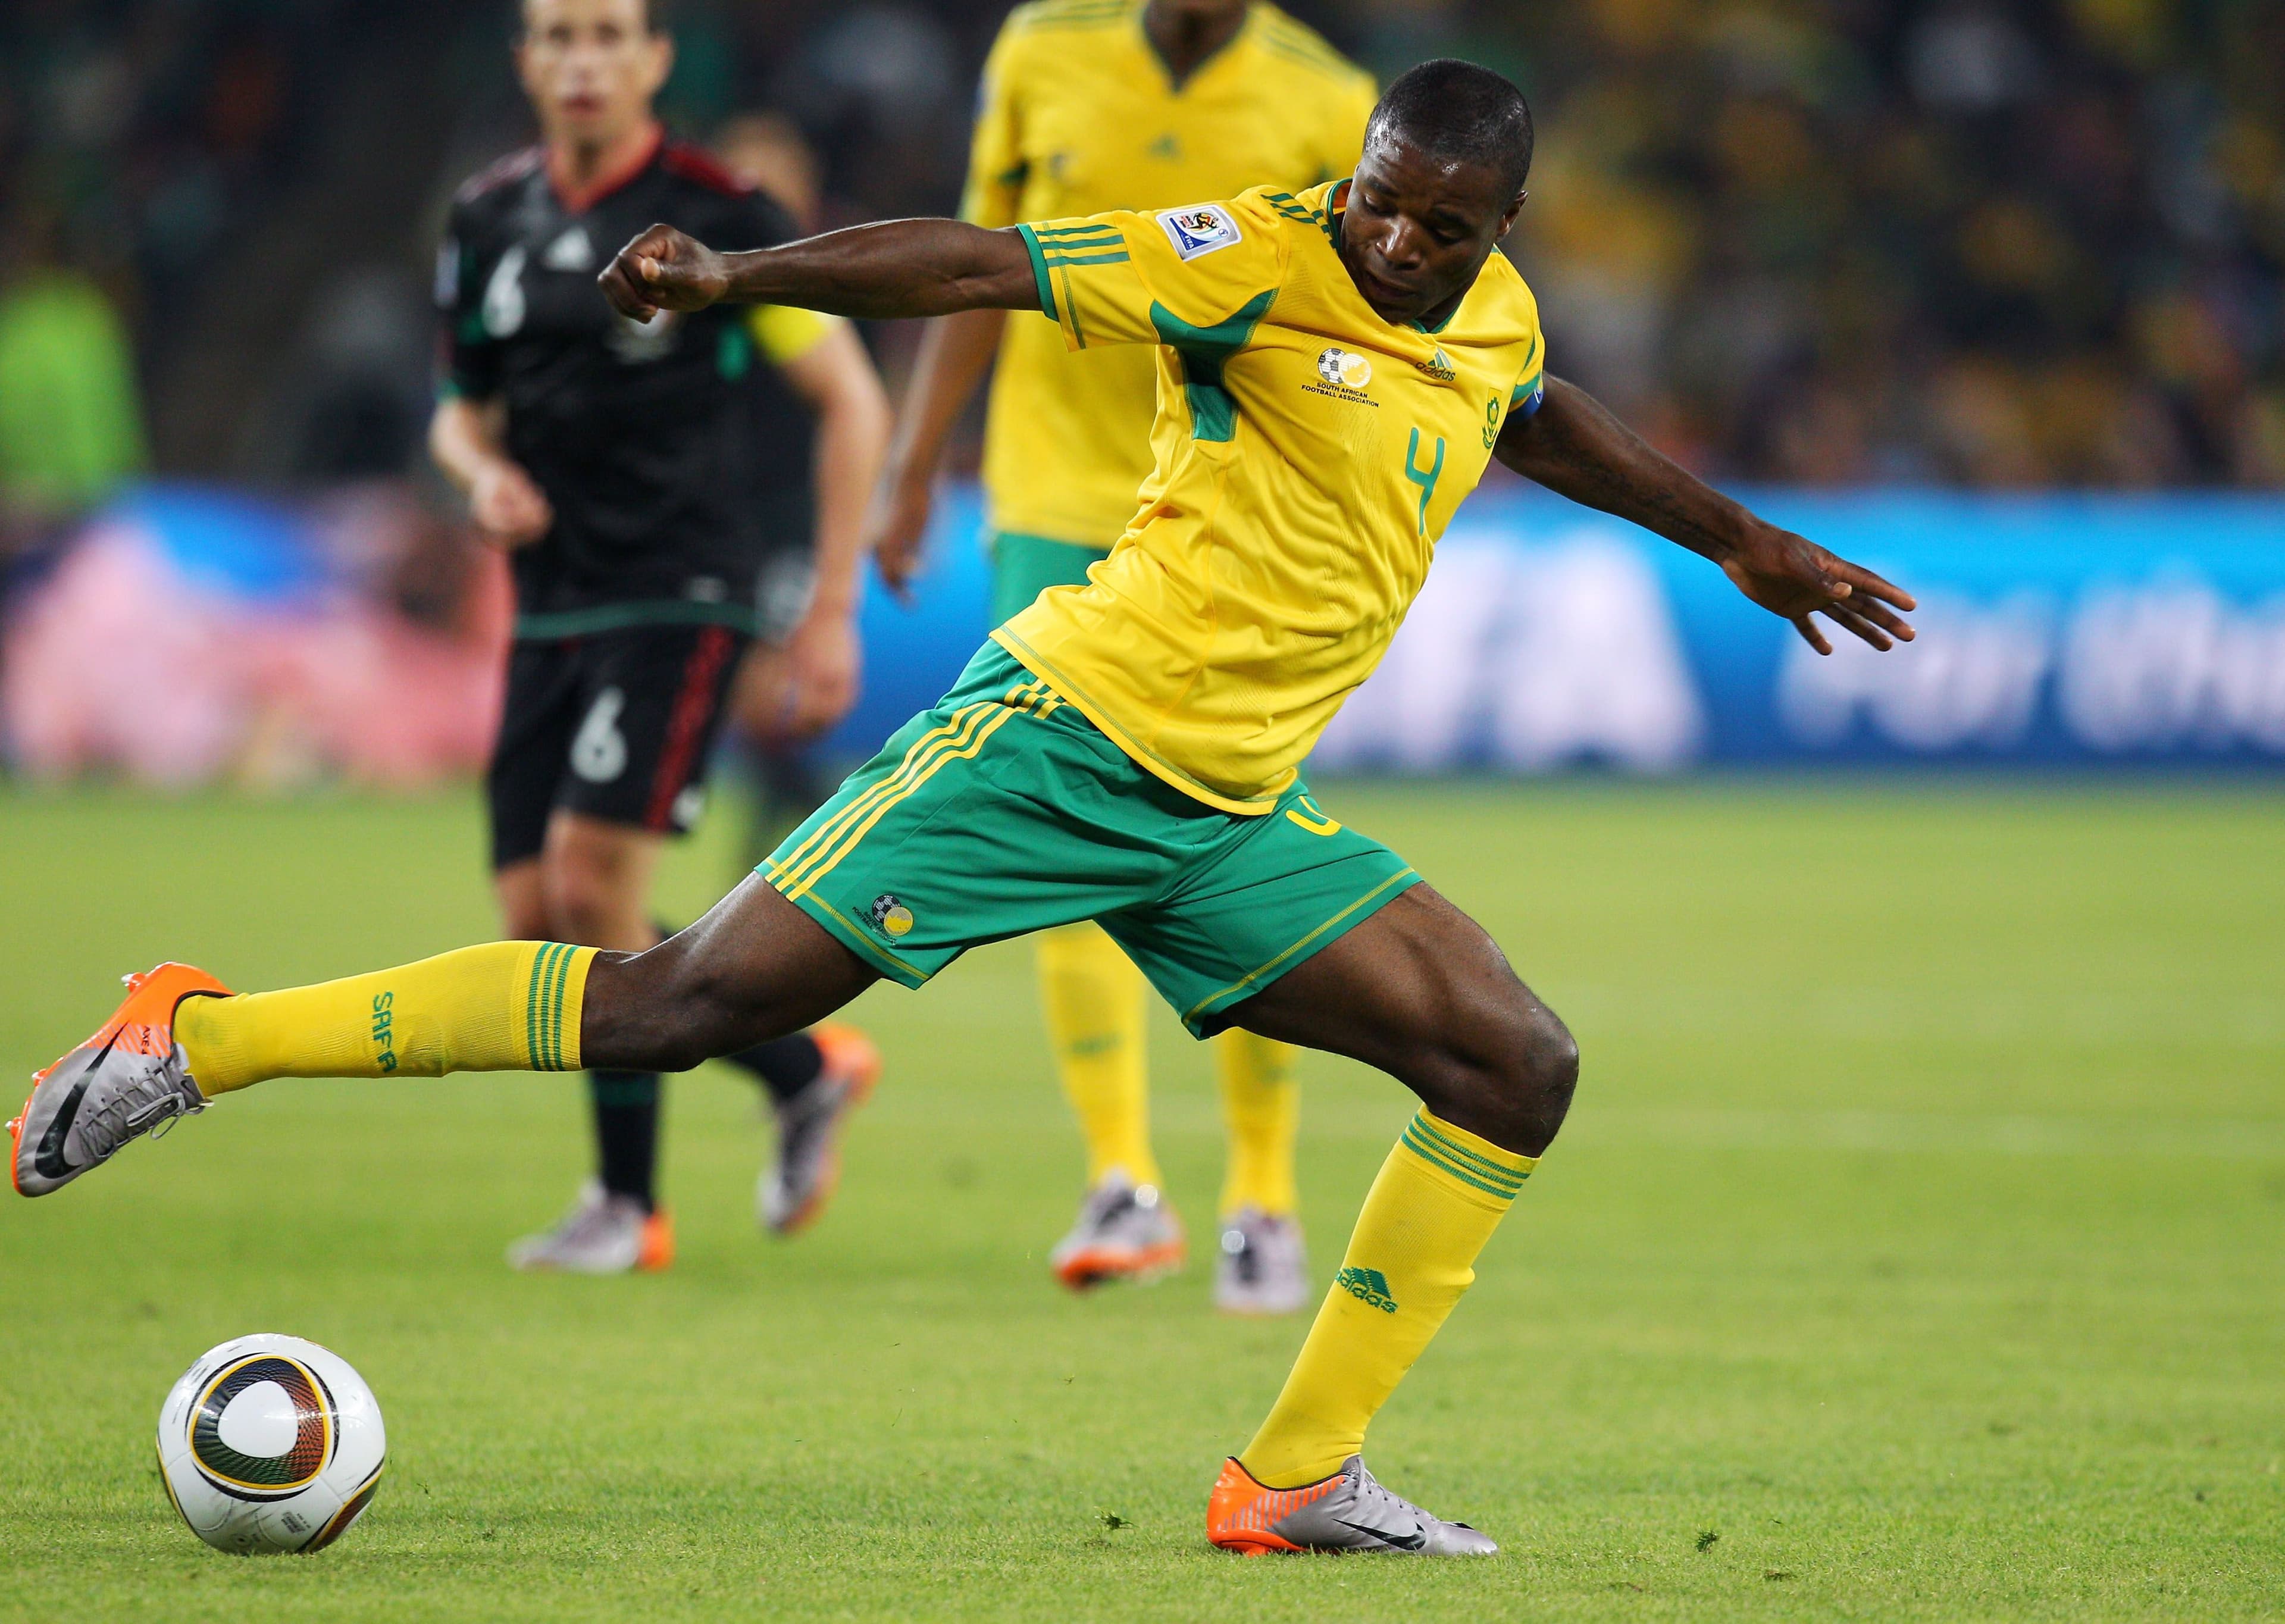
[577,880,876,1072]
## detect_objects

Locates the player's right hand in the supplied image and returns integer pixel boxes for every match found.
[865,471,934,604]
[600,224,730,320]
[470,459,553,549]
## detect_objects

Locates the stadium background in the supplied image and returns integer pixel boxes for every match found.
[2,2,2281,1618]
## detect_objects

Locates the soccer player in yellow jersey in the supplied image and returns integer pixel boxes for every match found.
[17,62,1918,1555]
[872,0,1377,1311]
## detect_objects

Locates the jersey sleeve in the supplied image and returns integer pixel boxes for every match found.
[749,303,844,365]
[1013,199,1285,353]
[434,199,500,401]
[1509,323,1546,418]
[957,23,1026,229]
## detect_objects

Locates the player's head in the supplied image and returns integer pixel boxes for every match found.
[1339,60,1533,326]
[517,0,674,151]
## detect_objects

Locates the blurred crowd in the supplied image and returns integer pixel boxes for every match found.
[2,0,2281,563]
[1471,0,2285,486]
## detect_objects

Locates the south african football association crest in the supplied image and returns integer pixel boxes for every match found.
[1317,347,1372,389]
[870,894,915,938]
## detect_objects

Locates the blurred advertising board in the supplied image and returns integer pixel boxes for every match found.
[835,486,2285,774]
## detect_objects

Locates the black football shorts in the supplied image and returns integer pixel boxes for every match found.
[487,622,750,870]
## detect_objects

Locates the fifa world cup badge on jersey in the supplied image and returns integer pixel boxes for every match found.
[1159,204,1241,260]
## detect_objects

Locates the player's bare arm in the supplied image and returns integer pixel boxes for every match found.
[1495,378,1917,655]
[427,395,552,547]
[774,321,891,734]
[867,308,1007,598]
[600,218,1038,323]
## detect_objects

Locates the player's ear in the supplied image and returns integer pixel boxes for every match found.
[1498,190,1527,238]
[640,26,674,97]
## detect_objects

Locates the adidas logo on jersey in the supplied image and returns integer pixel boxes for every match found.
[1336,1266,1398,1312]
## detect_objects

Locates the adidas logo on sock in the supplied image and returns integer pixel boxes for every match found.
[1336,1266,1398,1313]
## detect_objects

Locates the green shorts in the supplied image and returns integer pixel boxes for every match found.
[990,531,1108,627]
[761,642,1419,1036]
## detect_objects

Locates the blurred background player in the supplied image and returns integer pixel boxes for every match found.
[429,0,891,1273]
[868,0,1376,1313]
[711,112,865,863]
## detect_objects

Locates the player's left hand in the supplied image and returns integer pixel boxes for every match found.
[780,609,862,738]
[1720,521,1917,655]
[600,224,730,321]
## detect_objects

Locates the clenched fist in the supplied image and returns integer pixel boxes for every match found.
[600,224,731,321]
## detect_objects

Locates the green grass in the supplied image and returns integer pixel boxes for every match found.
[2,779,2282,1620]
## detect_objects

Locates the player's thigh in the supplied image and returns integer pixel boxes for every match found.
[1104,786,1422,1041]
[555,622,749,840]
[486,640,583,874]
[1228,884,1577,1156]
[760,644,1169,989]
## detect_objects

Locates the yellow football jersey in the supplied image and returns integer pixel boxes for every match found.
[960,0,1376,546]
[993,181,1547,815]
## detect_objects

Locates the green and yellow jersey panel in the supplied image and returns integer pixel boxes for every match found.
[994,180,1547,816]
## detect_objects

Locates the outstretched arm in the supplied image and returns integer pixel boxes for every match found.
[1497,377,1916,654]
[600,219,1038,324]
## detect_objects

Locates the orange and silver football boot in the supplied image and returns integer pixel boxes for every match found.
[758,1023,880,1237]
[507,1181,675,1273]
[11,963,232,1197]
[1048,1171,1187,1290]
[1207,1454,1498,1556]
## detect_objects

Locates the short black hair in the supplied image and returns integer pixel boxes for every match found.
[1366,60,1534,196]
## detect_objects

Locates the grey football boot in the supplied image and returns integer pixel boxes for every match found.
[11,963,227,1197]
[1207,1454,1498,1556]
[507,1181,673,1273]
[1049,1171,1187,1289]
[1213,1207,1311,1315]
[757,1024,879,1236]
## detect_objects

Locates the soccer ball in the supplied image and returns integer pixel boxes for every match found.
[156,1334,387,1554]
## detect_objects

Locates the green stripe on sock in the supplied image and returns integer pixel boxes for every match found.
[542,944,572,1071]
[1408,1112,1532,1188]
[1400,1120,1526,1200]
[524,945,551,1070]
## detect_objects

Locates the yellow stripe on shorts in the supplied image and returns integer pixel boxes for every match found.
[769,699,1006,890]
[783,699,1032,902]
[769,681,1051,897]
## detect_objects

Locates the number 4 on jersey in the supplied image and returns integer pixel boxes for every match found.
[1404,429,1445,537]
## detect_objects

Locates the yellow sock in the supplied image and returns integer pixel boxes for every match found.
[175,942,594,1094]
[1216,1030,1298,1218]
[1239,1109,1536,1487]
[1035,921,1159,1188]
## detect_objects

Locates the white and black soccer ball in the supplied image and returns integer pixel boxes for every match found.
[156,1334,386,1554]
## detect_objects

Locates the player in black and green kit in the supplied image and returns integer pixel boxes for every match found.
[428,0,891,1271]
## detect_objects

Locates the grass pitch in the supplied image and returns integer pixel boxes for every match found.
[1,778,2281,1621]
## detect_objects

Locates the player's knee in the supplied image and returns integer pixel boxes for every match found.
[540,856,640,946]
[1504,1001,1579,1124]
[1431,995,1577,1155]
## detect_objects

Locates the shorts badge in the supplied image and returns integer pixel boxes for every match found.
[870,894,915,938]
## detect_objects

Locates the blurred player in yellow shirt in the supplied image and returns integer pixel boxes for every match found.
[869,0,1376,1313]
